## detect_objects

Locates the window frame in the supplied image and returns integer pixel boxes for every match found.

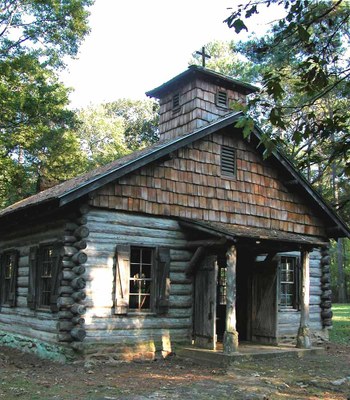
[129,246,155,313]
[0,250,19,308]
[28,242,61,312]
[279,255,300,310]
[114,245,170,316]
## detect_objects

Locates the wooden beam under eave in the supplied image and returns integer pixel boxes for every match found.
[186,246,206,276]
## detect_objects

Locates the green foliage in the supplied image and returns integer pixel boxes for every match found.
[0,0,93,68]
[329,304,350,345]
[75,104,129,168]
[0,0,94,208]
[225,0,350,166]
[73,99,159,169]
[106,99,159,151]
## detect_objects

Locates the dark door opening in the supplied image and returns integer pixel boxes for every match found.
[216,251,253,343]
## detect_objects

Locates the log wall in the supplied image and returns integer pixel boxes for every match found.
[0,221,65,344]
[81,209,193,359]
[91,130,326,238]
[277,249,325,343]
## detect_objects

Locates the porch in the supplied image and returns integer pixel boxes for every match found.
[176,343,324,367]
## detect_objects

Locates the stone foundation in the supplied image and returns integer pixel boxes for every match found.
[0,331,74,362]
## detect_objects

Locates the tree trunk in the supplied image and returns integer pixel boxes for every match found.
[336,238,347,303]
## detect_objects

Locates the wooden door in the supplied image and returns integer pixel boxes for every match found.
[193,255,218,349]
[251,260,278,344]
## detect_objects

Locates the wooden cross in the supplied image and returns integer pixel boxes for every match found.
[196,46,211,68]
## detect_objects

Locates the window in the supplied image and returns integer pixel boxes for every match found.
[172,93,180,112]
[129,247,153,311]
[28,243,61,311]
[279,256,299,309]
[38,245,56,308]
[0,250,19,307]
[115,245,170,315]
[217,265,227,305]
[221,145,236,178]
[216,90,228,108]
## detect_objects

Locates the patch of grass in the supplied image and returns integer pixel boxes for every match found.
[329,303,350,345]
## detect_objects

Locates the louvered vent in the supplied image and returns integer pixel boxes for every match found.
[217,90,228,108]
[172,93,180,112]
[221,146,236,178]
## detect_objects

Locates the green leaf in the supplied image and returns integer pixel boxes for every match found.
[232,19,248,34]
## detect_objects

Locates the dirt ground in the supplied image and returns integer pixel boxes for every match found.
[0,343,349,400]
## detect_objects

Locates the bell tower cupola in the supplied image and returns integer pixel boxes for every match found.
[146,65,257,141]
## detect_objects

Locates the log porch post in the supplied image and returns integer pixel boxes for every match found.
[223,245,239,354]
[296,249,312,348]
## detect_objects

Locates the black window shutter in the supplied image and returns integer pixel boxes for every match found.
[115,244,130,314]
[8,250,19,307]
[28,246,38,310]
[155,247,171,315]
[50,244,62,312]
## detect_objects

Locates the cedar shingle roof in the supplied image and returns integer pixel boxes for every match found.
[0,111,349,239]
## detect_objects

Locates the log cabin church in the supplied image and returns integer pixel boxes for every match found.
[0,65,349,362]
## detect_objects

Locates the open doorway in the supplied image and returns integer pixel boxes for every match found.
[216,251,252,343]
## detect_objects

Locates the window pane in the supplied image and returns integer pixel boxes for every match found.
[280,257,298,308]
[129,247,153,311]
[39,245,55,308]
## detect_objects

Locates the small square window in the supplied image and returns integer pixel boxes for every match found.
[216,90,228,108]
[221,145,236,178]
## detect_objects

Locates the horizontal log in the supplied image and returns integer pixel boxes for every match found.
[74,226,90,239]
[72,265,86,275]
[57,321,74,331]
[70,303,86,315]
[72,251,88,264]
[321,309,333,319]
[85,317,191,331]
[71,277,86,290]
[58,286,74,296]
[60,271,77,281]
[60,246,78,257]
[58,332,73,342]
[18,256,29,268]
[71,327,86,341]
[72,316,85,325]
[79,204,90,215]
[63,235,77,244]
[83,328,190,343]
[72,291,86,301]
[58,311,74,319]
[74,240,87,250]
[17,267,29,277]
[87,210,181,231]
[65,222,78,231]
[61,259,75,268]
[77,216,88,225]
[57,297,74,307]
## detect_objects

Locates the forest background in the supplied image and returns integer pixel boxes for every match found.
[0,0,349,302]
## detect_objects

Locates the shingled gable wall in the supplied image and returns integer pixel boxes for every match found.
[157,78,246,140]
[90,128,326,239]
